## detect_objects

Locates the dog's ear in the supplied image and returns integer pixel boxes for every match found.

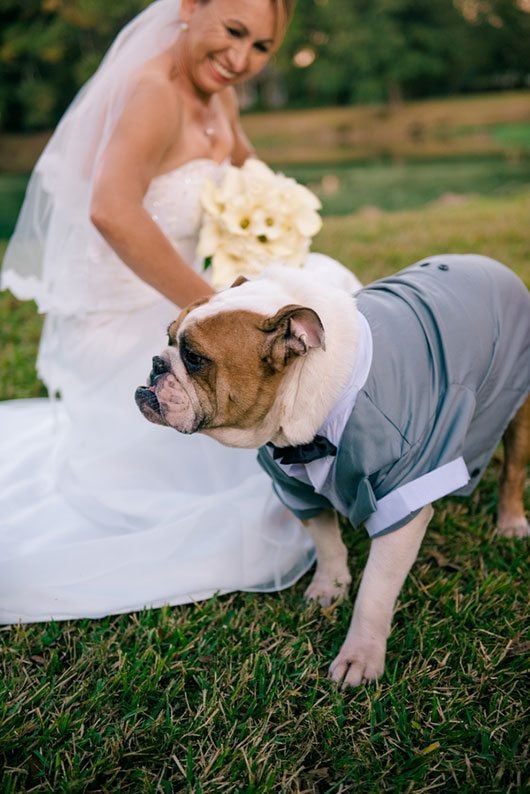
[260,304,325,372]
[230,275,249,288]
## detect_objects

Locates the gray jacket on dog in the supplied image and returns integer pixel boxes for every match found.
[258,255,530,537]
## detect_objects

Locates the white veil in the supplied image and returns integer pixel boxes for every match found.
[1,0,182,313]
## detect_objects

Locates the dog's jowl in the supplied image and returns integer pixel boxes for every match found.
[136,254,530,687]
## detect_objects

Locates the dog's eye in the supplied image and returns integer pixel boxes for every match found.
[181,343,208,375]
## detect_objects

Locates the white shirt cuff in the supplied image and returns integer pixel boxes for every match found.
[365,457,470,537]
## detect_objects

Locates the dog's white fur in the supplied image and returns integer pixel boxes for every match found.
[325,506,432,687]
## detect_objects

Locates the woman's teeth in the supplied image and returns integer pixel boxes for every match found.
[212,59,234,79]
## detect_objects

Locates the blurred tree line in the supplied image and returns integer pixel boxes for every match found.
[1,0,529,132]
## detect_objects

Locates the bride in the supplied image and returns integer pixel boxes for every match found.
[0,0,360,624]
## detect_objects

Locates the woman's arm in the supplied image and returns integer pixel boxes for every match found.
[90,74,214,307]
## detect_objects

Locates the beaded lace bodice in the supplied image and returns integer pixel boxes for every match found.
[144,159,228,267]
[42,159,228,314]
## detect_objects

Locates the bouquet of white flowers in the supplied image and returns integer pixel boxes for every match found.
[197,159,323,289]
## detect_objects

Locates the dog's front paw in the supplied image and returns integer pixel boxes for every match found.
[496,517,530,538]
[304,572,351,608]
[328,636,386,688]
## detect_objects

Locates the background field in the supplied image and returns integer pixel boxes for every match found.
[243,92,530,164]
[2,90,530,235]
[1,93,529,792]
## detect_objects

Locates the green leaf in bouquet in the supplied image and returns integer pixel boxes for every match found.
[203,256,213,271]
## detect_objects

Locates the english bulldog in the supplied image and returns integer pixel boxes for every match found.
[135,254,530,687]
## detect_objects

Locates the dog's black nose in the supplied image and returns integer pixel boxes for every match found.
[149,355,170,385]
[152,355,169,375]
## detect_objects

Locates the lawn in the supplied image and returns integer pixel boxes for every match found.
[4,156,530,239]
[286,156,530,217]
[1,189,529,791]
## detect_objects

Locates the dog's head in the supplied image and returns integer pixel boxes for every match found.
[134,273,326,448]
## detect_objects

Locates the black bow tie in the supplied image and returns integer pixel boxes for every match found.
[268,434,337,465]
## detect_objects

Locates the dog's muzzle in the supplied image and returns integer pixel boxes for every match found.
[136,355,202,433]
[134,356,170,424]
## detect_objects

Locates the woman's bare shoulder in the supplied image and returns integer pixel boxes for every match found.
[127,61,180,120]
[96,59,183,190]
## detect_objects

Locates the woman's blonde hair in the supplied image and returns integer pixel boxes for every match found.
[271,0,296,50]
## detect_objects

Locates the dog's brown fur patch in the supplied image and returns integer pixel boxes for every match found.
[181,310,291,430]
[498,394,530,535]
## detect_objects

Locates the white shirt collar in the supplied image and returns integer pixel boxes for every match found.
[285,311,373,492]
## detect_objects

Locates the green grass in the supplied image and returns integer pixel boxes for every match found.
[1,190,529,792]
[2,155,530,241]
[1,476,528,792]
[315,187,530,286]
[0,175,29,239]
[0,285,46,400]
[490,121,530,151]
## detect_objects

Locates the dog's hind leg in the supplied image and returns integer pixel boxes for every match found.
[497,394,530,538]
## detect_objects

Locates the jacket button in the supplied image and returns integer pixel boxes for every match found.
[438,263,449,271]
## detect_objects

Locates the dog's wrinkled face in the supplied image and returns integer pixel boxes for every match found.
[135,279,325,448]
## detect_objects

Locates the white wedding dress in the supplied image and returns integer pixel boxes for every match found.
[0,159,361,625]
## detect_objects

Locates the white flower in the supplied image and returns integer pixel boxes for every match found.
[198,159,322,289]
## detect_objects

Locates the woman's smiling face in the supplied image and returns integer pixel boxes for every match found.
[178,0,276,95]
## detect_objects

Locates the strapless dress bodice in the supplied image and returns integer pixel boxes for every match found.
[144,159,228,265]
[46,159,229,315]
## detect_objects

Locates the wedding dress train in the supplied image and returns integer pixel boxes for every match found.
[0,159,359,624]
